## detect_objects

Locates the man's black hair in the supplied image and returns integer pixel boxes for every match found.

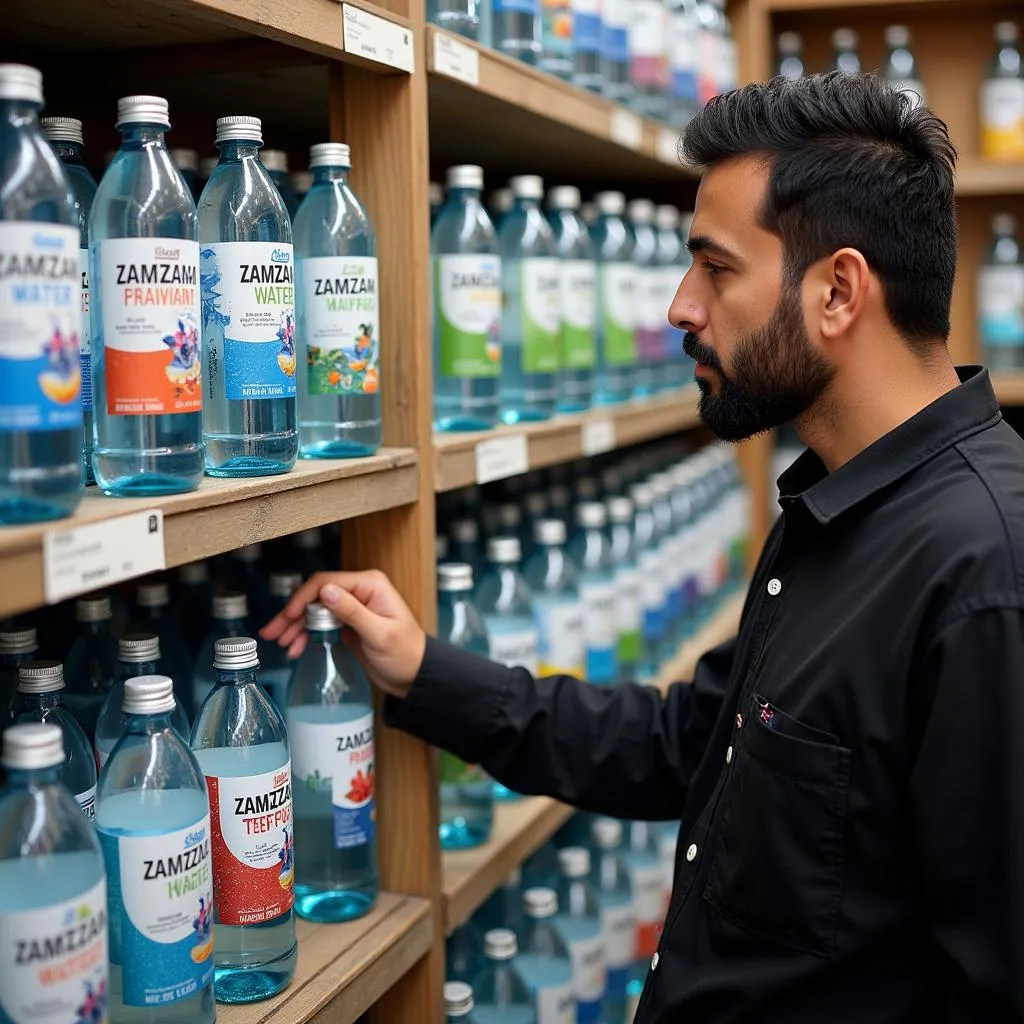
[682,72,958,348]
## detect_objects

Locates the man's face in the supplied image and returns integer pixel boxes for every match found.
[670,156,835,442]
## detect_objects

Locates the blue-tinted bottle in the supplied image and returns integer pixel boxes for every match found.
[286,603,378,921]
[495,0,541,64]
[134,580,194,710]
[430,0,480,38]
[437,563,494,849]
[446,981,481,1024]
[262,570,303,710]
[629,1,669,121]
[473,928,537,1024]
[0,65,84,523]
[193,592,250,712]
[606,496,643,683]
[650,472,680,652]
[622,821,662,968]
[540,0,573,79]
[448,920,486,983]
[176,560,213,658]
[294,143,382,458]
[64,594,119,743]
[667,0,701,127]
[475,866,525,938]
[519,887,576,1024]
[590,818,634,1024]
[199,116,297,477]
[260,150,300,219]
[654,204,689,390]
[628,199,662,398]
[96,675,215,1023]
[555,847,605,1024]
[170,148,201,202]
[630,483,666,678]
[600,0,634,105]
[0,626,38,725]
[568,502,618,685]
[592,192,636,403]
[89,94,204,496]
[433,165,502,431]
[573,1,603,90]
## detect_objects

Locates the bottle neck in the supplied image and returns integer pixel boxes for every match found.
[79,619,110,637]
[51,140,86,164]
[1,98,41,128]
[121,659,158,680]
[514,196,540,212]
[215,666,259,686]
[449,186,481,205]
[216,616,247,632]
[216,139,261,163]
[4,763,62,788]
[124,710,176,734]
[19,689,62,710]
[118,123,168,149]
[313,164,350,185]
[309,627,341,644]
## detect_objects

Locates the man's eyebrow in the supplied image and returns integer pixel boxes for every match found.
[686,234,740,261]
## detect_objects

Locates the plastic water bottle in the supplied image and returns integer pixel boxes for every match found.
[658,822,678,916]
[451,517,485,579]
[294,143,381,457]
[449,921,486,983]
[776,30,805,81]
[979,213,1024,370]
[695,0,721,104]
[429,0,480,39]
[606,496,643,683]
[882,25,926,110]
[260,150,299,219]
[519,887,575,1024]
[650,472,680,653]
[829,27,861,76]
[981,22,1024,160]
[134,581,193,706]
[262,571,303,710]
[473,929,537,1024]
[64,595,119,743]
[432,165,502,431]
[622,821,662,966]
[628,200,661,397]
[572,0,603,92]
[0,627,38,725]
[225,543,274,626]
[494,0,541,64]
[654,205,687,390]
[190,638,297,1002]
[601,0,634,106]
[41,115,98,485]
[629,1,669,121]
[446,981,480,1023]
[547,186,596,413]
[539,0,572,79]
[499,176,560,424]
[13,662,97,819]
[476,866,525,938]
[593,192,636,404]
[96,675,215,1022]
[170,148,200,201]
[630,484,665,678]
[90,95,204,496]
[667,0,700,127]
[524,519,585,678]
[668,464,698,642]
[0,65,84,523]
[590,819,634,1024]
[193,593,250,712]
[286,603,378,921]
[176,561,213,658]
[568,502,618,684]
[0,724,108,1023]
[555,847,605,1024]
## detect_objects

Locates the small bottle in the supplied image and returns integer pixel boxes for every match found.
[629,0,669,121]
[96,676,215,1022]
[437,563,495,848]
[829,28,860,76]
[600,0,634,106]
[262,570,304,710]
[446,981,480,1023]
[294,143,382,458]
[433,166,502,431]
[548,186,596,413]
[494,0,542,65]
[0,65,84,523]
[0,724,109,1021]
[979,213,1024,370]
[260,149,300,219]
[568,503,618,685]
[518,887,576,1024]
[607,497,643,683]
[176,560,213,658]
[448,921,486,983]
[193,593,250,712]
[170,148,201,202]
[654,204,688,390]
[290,170,313,203]
[631,483,667,678]
[592,192,637,404]
[678,211,695,378]
[63,594,119,743]
[13,661,97,819]
[667,0,700,127]
[981,22,1024,160]
[590,819,635,1024]
[478,537,539,676]
[488,187,514,228]
[429,0,480,38]
[190,638,297,1002]
[286,603,378,921]
[226,542,274,626]
[555,848,606,1024]
[572,0,603,92]
[474,929,537,1024]
[134,580,194,708]
[41,115,98,486]
[499,175,561,424]
[775,30,804,81]
[882,25,926,109]
[540,0,573,80]
[649,472,680,654]
[0,627,38,725]
[628,199,662,398]
[199,116,298,477]
[622,821,663,965]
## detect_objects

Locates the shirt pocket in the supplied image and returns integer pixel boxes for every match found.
[703,694,852,957]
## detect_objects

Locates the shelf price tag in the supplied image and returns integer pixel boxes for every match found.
[657,128,680,166]
[433,31,480,86]
[342,4,415,74]
[581,418,616,456]
[475,433,529,484]
[43,509,167,605]
[610,109,643,150]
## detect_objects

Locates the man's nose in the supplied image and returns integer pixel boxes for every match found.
[668,269,708,334]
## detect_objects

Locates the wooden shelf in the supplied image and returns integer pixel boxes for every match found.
[956,159,1024,197]
[433,387,702,492]
[765,0,1006,10]
[0,450,418,619]
[220,892,432,1024]
[653,592,746,693]
[993,373,1024,406]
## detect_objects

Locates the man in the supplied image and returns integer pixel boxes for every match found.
[265,73,1024,1020]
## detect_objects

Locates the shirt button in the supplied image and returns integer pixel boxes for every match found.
[735,712,743,729]
[651,951,660,971]
[726,745,733,764]
[686,843,698,862]
[767,578,782,596]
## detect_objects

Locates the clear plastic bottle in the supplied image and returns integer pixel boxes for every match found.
[260,150,299,219]
[882,25,926,109]
[650,472,679,655]
[606,496,643,683]
[628,199,661,398]
[629,1,669,121]
[489,187,514,229]
[0,627,38,726]
[658,821,678,916]
[262,570,303,710]
[190,638,297,1002]
[13,661,97,819]
[446,981,480,1023]
[96,675,215,1023]
[0,724,108,1022]
[572,0,603,92]
[555,847,606,1024]
[433,165,502,431]
[600,0,634,107]
[622,821,662,967]
[979,213,1024,371]
[499,176,560,424]
[667,0,700,127]
[590,819,634,1024]
[654,204,688,390]
[198,116,297,477]
[437,563,495,849]
[981,22,1024,160]
[668,463,699,642]
[478,537,539,676]
[0,65,84,523]
[631,483,666,678]
[294,143,381,458]
[494,0,542,64]
[176,561,213,658]
[472,928,537,1024]
[89,95,204,496]
[540,0,573,79]
[568,502,618,685]
[592,192,636,404]
[518,887,576,1024]
[41,115,98,486]
[134,580,194,709]
[476,866,525,938]
[64,594,119,743]
[547,186,596,413]
[286,603,378,921]
[775,30,804,81]
[429,0,480,38]
[193,593,250,712]
[198,157,218,200]
[225,543,274,627]
[829,28,861,76]
[170,148,200,202]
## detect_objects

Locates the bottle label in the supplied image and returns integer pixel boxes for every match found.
[205,762,295,926]
[639,548,667,610]
[98,237,202,416]
[637,267,665,364]
[80,247,93,413]
[573,0,601,54]
[288,713,376,849]
[579,579,617,650]
[659,267,683,357]
[494,0,539,13]
[521,258,561,373]
[486,622,540,675]
[631,861,664,958]
[535,981,575,1024]
[76,784,97,821]
[614,565,643,665]
[436,254,502,378]
[542,0,573,58]
[559,928,605,1019]
[980,265,1024,347]
[629,1,667,85]
[602,901,636,970]
[300,255,380,396]
[600,263,636,367]
[669,11,698,77]
[0,876,108,1024]
[560,259,597,369]
[99,815,215,1007]
[0,222,82,433]
[534,595,585,677]
[982,80,1024,157]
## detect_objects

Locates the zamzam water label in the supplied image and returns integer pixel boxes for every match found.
[563,929,605,1023]
[560,259,596,369]
[300,256,380,397]
[521,258,561,374]
[100,816,214,1007]
[534,596,585,677]
[486,621,540,675]
[580,579,617,651]
[202,242,296,400]
[535,981,575,1024]
[0,223,82,433]
[600,263,636,367]
[982,79,1024,158]
[99,237,202,416]
[80,248,92,413]
[206,763,294,926]
[436,254,502,378]
[0,876,108,1024]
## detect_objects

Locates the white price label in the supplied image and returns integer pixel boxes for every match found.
[610,109,643,150]
[475,433,529,484]
[43,509,166,604]
[581,418,616,455]
[433,31,479,85]
[657,128,680,165]
[342,4,415,73]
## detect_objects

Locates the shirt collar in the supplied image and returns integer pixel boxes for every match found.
[777,366,1002,525]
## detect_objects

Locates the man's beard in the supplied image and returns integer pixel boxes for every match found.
[682,283,835,442]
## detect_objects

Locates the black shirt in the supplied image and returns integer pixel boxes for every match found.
[387,366,1024,1022]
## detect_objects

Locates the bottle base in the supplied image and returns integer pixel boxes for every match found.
[0,492,81,525]
[500,407,553,425]
[300,439,380,459]
[204,432,298,477]
[93,448,205,497]
[214,944,297,1004]
[205,455,296,478]
[96,471,201,497]
[294,885,377,923]
[434,414,498,432]
[439,819,492,850]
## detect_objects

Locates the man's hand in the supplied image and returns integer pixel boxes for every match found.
[260,570,426,700]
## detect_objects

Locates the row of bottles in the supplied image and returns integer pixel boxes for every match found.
[980,213,1024,370]
[432,166,694,430]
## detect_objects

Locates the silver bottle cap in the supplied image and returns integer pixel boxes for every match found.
[534,518,566,545]
[0,65,43,104]
[261,148,289,173]
[309,142,350,169]
[606,496,634,524]
[213,593,248,620]
[215,115,262,144]
[595,190,625,216]
[576,501,607,529]
[655,204,679,230]
[119,633,160,664]
[558,845,591,877]
[17,660,64,694]
[446,164,483,190]
[213,637,259,670]
[76,595,112,622]
[137,581,170,608]
[0,627,38,655]
[510,175,544,200]
[305,602,340,631]
[627,198,655,224]
[41,116,84,145]
[437,563,474,592]
[444,982,475,1017]
[592,816,623,848]
[116,95,170,128]
[2,723,63,771]
[885,24,911,49]
[548,185,581,210]
[487,536,521,564]
[523,886,559,918]
[484,928,518,960]
[123,675,176,715]
[269,571,304,598]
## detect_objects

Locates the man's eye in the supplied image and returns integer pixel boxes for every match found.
[702,259,725,277]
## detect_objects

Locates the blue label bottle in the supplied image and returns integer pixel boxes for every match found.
[555,848,606,1024]
[606,496,643,683]
[653,204,690,391]
[495,0,542,64]
[568,502,618,684]
[600,0,634,106]
[473,928,538,1024]
[540,0,573,79]
[63,594,119,745]
[630,483,666,679]
[192,592,250,712]
[572,0,603,92]
[628,199,663,398]
[592,192,636,404]
[590,818,635,1024]
[519,887,576,1024]
[429,0,480,39]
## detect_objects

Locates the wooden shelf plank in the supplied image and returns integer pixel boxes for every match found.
[956,159,1024,197]
[994,372,1024,407]
[220,892,432,1024]
[652,592,746,693]
[433,387,702,492]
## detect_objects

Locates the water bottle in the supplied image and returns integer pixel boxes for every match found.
[450,517,485,579]
[0,723,108,1023]
[262,571,303,710]
[499,176,560,423]
[775,30,805,80]
[572,0,603,92]
[433,165,502,431]
[429,0,480,38]
[590,819,634,1024]
[882,25,926,109]
[476,866,525,938]
[294,143,382,458]
[446,981,480,1023]
[649,472,679,654]
[170,148,200,202]
[979,213,1024,370]
[260,150,300,219]
[600,0,634,106]
[449,921,486,983]
[829,27,861,76]
[628,199,661,398]
[667,0,700,127]
[134,580,194,707]
[0,627,38,726]
[0,65,83,523]
[628,0,669,121]
[473,929,537,1024]
[286,603,378,921]
[176,561,213,658]
[668,464,699,641]
[658,822,678,917]
[622,821,662,966]
[518,887,575,1024]
[539,0,573,79]
[630,483,666,678]
[981,22,1024,160]
[547,186,596,413]
[225,543,274,626]
[90,95,205,496]
[193,593,250,712]
[190,638,297,1002]
[592,192,636,404]
[556,848,605,1024]
[64,595,119,743]
[13,662,97,819]
[494,0,542,64]
[654,204,688,390]
[41,115,98,485]
[606,497,643,683]
[568,503,618,685]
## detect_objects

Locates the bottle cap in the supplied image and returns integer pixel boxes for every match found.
[170,148,198,171]
[993,213,1018,236]
[592,816,623,848]
[606,496,634,524]
[116,95,170,128]
[76,595,112,622]
[438,563,474,591]
[119,633,160,664]
[548,185,581,210]
[302,602,339,631]
[295,527,322,550]
[631,482,654,509]
[649,473,674,499]
[497,503,521,529]
[41,116,84,145]
[523,886,559,918]
[0,64,43,104]
[213,637,259,670]
[444,982,475,1017]
[510,175,544,200]
[310,142,350,169]
[429,181,443,206]
[596,191,625,216]
[446,164,484,190]
[832,27,857,50]
[137,581,170,608]
[995,22,1019,44]
[17,660,64,694]
[450,519,479,543]
[534,518,566,546]
[0,627,38,655]
[558,845,591,877]
[215,115,262,144]
[261,148,289,173]
[655,204,679,231]
[232,543,262,563]
[627,198,655,224]
[576,501,607,529]
[885,24,911,48]
[487,536,522,564]
[2,723,63,771]
[123,675,176,715]
[269,571,304,598]
[200,156,219,179]
[178,561,209,584]
[777,30,801,55]
[213,593,248,621]
[489,188,513,214]
[484,928,518,960]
